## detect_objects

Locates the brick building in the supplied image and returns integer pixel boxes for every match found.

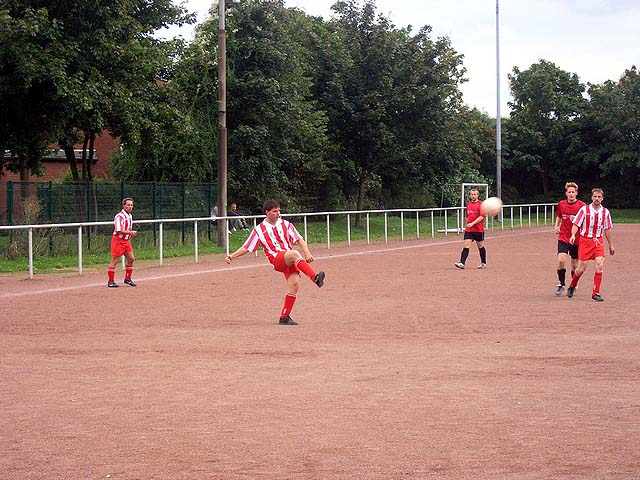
[1,131,118,223]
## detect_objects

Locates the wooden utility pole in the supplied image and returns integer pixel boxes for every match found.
[217,0,228,247]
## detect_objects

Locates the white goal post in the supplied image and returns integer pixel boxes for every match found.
[457,182,490,233]
[460,182,489,208]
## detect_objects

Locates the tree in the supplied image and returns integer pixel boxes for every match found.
[506,59,587,198]
[223,0,330,210]
[585,66,640,207]
[1,0,194,183]
[0,4,65,181]
[320,0,470,214]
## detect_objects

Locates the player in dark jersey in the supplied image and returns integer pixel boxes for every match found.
[454,188,487,270]
[553,182,586,296]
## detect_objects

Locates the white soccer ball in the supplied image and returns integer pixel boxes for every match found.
[481,196,503,217]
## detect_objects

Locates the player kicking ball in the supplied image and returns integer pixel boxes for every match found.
[225,199,325,325]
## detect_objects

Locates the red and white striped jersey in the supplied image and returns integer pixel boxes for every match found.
[113,209,133,240]
[242,218,301,264]
[572,204,612,238]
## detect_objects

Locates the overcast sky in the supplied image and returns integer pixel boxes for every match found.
[162,0,640,116]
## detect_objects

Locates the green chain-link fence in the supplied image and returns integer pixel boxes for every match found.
[0,181,217,225]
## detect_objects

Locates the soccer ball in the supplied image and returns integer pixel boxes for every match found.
[481,196,503,217]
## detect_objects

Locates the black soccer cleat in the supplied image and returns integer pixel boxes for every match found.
[555,284,565,296]
[124,278,136,287]
[566,286,575,298]
[107,281,119,288]
[592,293,604,302]
[278,316,298,325]
[314,271,325,288]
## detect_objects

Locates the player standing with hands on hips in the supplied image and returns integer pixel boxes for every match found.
[454,188,487,269]
[225,199,325,325]
[553,182,586,296]
[567,188,615,301]
[107,198,137,288]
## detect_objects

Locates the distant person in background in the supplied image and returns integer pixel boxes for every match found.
[225,199,325,325]
[567,188,615,301]
[211,204,218,225]
[454,188,487,270]
[228,202,250,231]
[107,198,137,288]
[553,182,586,296]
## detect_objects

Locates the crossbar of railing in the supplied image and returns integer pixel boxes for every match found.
[0,204,556,279]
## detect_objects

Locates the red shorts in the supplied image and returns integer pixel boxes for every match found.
[271,251,300,280]
[578,236,605,261]
[111,236,133,257]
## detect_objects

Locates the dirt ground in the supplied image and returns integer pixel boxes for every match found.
[1,224,639,479]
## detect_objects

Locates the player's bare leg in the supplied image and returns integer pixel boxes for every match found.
[455,239,473,269]
[284,250,325,287]
[592,256,605,301]
[279,274,300,325]
[476,240,486,269]
[123,251,136,286]
[567,260,588,298]
[107,255,120,287]
[556,252,568,295]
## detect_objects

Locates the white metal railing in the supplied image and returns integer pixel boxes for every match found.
[0,203,556,279]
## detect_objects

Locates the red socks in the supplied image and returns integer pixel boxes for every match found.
[295,258,316,280]
[570,271,582,288]
[108,267,115,282]
[280,293,297,318]
[593,272,603,296]
[125,266,133,280]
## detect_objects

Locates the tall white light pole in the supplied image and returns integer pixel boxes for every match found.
[495,0,502,202]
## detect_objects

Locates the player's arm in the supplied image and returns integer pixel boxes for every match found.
[554,212,561,233]
[297,237,314,263]
[467,215,485,228]
[225,246,248,264]
[569,224,579,244]
[604,228,615,255]
[115,220,137,236]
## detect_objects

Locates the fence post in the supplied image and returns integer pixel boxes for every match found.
[84,181,89,223]
[207,182,213,241]
[28,227,33,279]
[7,181,13,225]
[48,181,53,222]
[181,182,186,244]
[78,225,83,274]
[48,181,54,255]
[152,181,157,245]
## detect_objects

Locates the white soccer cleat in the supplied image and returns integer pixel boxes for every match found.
[454,262,465,269]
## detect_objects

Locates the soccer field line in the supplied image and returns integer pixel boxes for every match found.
[0,228,551,299]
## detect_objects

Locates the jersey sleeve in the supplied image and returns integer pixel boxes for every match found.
[242,228,262,253]
[114,213,124,232]
[604,209,613,229]
[286,221,301,244]
[572,206,586,227]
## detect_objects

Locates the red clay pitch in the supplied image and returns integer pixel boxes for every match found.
[1,225,639,479]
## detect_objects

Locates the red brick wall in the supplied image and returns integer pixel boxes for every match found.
[1,130,118,182]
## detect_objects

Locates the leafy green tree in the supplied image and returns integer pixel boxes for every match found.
[1,0,194,183]
[0,4,64,180]
[506,59,587,198]
[584,67,640,207]
[320,0,470,213]
[223,0,330,211]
